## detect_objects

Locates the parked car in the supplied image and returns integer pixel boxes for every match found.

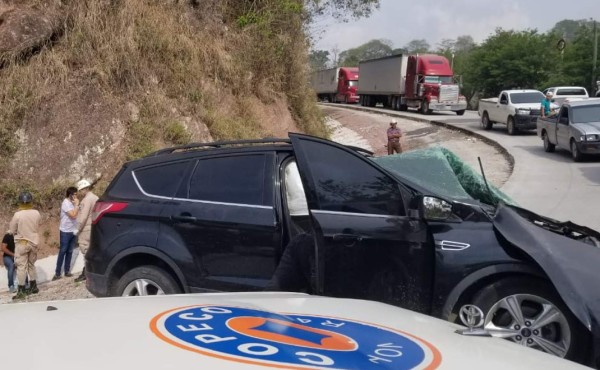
[86,134,600,366]
[537,99,600,161]
[478,90,556,135]
[543,86,589,106]
[1,292,590,369]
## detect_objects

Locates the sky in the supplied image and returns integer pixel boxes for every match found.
[312,0,600,52]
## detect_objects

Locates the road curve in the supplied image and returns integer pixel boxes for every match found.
[319,103,600,231]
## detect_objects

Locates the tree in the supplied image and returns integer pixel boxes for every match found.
[464,29,556,97]
[305,0,380,20]
[338,39,392,66]
[454,35,476,53]
[309,50,330,71]
[404,39,430,54]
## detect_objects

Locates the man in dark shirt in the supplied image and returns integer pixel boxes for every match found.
[1,233,16,293]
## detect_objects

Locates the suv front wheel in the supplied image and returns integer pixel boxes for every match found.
[113,265,181,296]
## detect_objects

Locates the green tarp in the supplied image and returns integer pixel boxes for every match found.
[372,147,514,206]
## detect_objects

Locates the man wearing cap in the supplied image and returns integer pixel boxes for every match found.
[8,192,41,299]
[541,91,556,118]
[74,179,99,282]
[387,119,403,155]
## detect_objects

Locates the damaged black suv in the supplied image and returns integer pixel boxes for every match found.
[85,133,600,366]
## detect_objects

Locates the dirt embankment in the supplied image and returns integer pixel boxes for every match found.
[0,0,327,257]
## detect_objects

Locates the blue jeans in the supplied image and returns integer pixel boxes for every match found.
[3,255,15,289]
[56,231,76,276]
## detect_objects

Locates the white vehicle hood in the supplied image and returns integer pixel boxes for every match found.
[0,292,587,370]
[512,102,543,110]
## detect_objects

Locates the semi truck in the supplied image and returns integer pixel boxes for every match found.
[358,54,467,115]
[310,67,359,103]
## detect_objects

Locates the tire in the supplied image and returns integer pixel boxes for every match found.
[113,265,181,296]
[481,112,493,130]
[571,140,584,162]
[456,110,465,116]
[399,103,408,112]
[507,116,517,135]
[472,277,589,363]
[543,131,555,153]
[420,100,431,114]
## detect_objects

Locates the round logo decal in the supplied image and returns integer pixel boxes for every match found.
[150,305,441,369]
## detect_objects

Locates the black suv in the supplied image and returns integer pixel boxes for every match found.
[86,133,598,364]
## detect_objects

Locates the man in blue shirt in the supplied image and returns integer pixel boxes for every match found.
[541,91,556,118]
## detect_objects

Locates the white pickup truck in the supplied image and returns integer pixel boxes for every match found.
[478,90,550,135]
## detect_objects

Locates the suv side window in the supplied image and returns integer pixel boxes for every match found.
[558,107,569,125]
[298,142,404,216]
[189,154,273,206]
[134,161,190,197]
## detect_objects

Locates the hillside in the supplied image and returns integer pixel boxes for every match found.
[0,0,326,257]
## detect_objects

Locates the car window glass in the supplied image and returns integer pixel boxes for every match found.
[297,142,404,216]
[559,108,569,124]
[557,88,587,96]
[500,94,508,104]
[572,105,600,124]
[134,161,190,197]
[189,155,272,206]
[511,92,544,104]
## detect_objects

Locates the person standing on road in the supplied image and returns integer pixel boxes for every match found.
[53,186,79,281]
[1,233,16,293]
[541,91,556,118]
[74,179,98,283]
[387,119,403,155]
[8,192,41,299]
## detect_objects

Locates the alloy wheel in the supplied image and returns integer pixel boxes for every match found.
[122,278,165,296]
[483,294,571,358]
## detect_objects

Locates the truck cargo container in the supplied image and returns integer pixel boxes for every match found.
[310,67,359,103]
[358,54,467,115]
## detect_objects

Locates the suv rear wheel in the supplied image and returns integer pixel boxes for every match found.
[472,277,588,363]
[113,265,181,296]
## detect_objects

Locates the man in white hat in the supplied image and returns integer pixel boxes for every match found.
[386,119,403,155]
[541,91,556,118]
[74,179,99,282]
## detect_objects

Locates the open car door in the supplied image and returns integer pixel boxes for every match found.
[289,133,433,313]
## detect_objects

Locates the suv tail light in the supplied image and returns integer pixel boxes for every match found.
[92,202,128,224]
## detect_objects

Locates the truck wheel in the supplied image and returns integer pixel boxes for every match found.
[456,110,465,116]
[543,131,555,152]
[481,112,493,130]
[472,277,589,363]
[399,104,408,111]
[570,140,584,162]
[507,116,517,135]
[113,265,181,296]
[420,100,431,114]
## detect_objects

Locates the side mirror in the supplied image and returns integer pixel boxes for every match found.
[551,99,555,103]
[422,196,454,221]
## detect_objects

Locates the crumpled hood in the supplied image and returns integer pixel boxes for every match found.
[493,204,600,363]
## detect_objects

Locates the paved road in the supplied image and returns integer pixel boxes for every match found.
[320,103,600,231]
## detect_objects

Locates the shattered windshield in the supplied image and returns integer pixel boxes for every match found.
[372,147,514,206]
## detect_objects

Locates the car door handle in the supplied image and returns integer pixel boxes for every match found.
[170,213,197,223]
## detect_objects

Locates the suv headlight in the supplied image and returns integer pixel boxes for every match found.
[580,134,600,141]
[516,109,530,115]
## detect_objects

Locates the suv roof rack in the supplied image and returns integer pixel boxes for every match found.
[147,138,292,157]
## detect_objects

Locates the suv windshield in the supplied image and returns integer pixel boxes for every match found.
[572,105,600,123]
[510,92,544,104]
[423,76,454,84]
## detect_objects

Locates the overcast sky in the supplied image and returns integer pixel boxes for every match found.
[312,0,600,52]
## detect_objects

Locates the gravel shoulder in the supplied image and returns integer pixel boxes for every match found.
[1,107,511,304]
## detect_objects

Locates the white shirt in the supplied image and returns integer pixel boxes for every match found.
[60,198,78,233]
[284,162,309,216]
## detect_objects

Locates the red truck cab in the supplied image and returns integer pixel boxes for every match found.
[406,55,466,115]
[336,67,359,103]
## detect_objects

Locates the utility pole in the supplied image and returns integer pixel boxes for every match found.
[592,20,598,95]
